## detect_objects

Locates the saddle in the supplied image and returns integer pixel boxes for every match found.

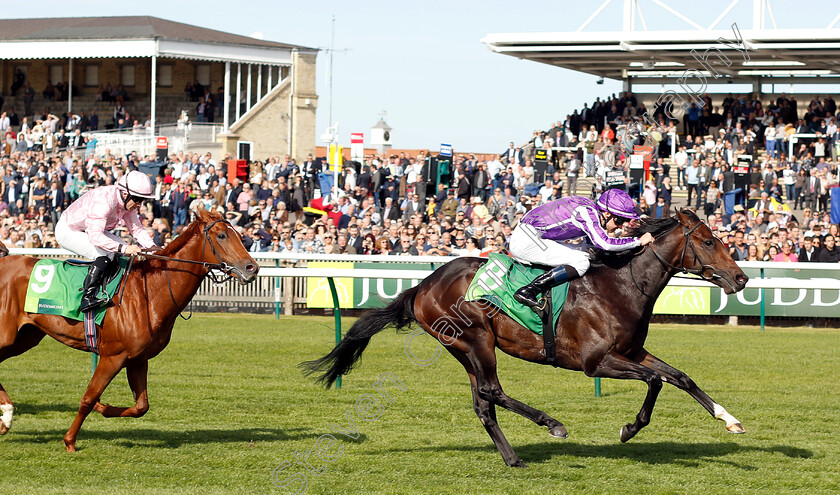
[23,258,128,325]
[465,253,570,363]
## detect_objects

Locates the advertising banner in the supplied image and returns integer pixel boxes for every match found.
[653,267,840,317]
[306,262,840,317]
[306,261,434,309]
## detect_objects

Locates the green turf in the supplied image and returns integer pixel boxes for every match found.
[0,315,838,494]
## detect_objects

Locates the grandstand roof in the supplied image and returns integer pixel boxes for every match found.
[482,28,840,85]
[0,16,316,64]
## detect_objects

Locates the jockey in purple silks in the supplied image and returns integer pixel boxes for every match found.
[510,188,655,310]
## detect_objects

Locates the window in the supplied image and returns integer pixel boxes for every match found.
[237,141,253,161]
[196,64,211,86]
[121,65,135,87]
[49,65,63,85]
[85,65,99,87]
[158,64,173,87]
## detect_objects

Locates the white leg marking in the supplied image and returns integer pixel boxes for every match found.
[0,403,14,429]
[713,402,739,427]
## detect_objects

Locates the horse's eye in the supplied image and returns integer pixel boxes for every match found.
[704,239,714,247]
[217,233,227,241]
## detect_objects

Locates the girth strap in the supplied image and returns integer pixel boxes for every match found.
[538,290,556,365]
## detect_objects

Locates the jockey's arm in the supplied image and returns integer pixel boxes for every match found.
[122,211,157,249]
[84,214,125,254]
[577,207,641,252]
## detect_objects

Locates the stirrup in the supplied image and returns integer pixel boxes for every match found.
[533,296,548,312]
[80,299,108,313]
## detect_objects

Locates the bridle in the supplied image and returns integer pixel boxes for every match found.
[120,218,241,320]
[630,218,726,298]
[649,220,721,282]
[140,218,238,283]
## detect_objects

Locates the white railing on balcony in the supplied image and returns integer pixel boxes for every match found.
[83,122,223,158]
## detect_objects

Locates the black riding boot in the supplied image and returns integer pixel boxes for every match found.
[80,255,114,313]
[514,265,578,310]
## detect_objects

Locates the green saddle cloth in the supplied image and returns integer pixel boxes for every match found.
[24,258,128,325]
[465,253,569,335]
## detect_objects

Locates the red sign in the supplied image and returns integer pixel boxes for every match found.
[156,136,168,149]
[350,133,364,144]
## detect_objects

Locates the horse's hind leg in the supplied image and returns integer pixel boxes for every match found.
[465,342,569,440]
[585,351,662,443]
[0,325,47,435]
[639,350,744,434]
[447,348,526,468]
[94,360,149,418]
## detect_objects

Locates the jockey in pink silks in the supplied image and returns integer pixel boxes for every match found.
[509,188,654,310]
[55,171,157,312]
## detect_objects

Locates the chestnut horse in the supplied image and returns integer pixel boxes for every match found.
[0,206,258,451]
[304,209,749,467]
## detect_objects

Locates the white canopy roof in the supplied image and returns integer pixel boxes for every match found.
[482,28,840,85]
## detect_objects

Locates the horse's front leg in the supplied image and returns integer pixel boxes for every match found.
[64,354,127,452]
[94,360,149,418]
[638,350,744,434]
[584,351,662,443]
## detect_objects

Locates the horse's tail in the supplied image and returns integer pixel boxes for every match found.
[300,284,420,388]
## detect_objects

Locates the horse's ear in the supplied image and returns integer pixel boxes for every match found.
[195,202,209,221]
[674,208,692,227]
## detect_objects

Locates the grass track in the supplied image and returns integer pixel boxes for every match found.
[0,315,838,494]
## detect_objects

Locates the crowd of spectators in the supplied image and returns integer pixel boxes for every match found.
[517,90,840,263]
[1,87,839,265]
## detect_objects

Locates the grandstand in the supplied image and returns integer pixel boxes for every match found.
[482,0,840,213]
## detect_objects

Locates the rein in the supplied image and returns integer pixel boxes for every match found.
[125,218,238,320]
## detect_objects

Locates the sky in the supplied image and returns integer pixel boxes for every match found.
[6,1,839,152]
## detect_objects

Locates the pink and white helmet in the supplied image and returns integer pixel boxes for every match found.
[117,171,155,198]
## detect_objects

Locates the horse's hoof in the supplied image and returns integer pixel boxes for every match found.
[726,422,746,434]
[619,424,635,443]
[64,436,77,452]
[509,459,529,468]
[549,425,569,439]
[0,423,8,435]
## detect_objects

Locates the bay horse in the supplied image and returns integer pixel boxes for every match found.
[303,209,749,467]
[0,205,258,451]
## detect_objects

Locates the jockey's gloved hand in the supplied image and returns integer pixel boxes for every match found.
[124,244,142,257]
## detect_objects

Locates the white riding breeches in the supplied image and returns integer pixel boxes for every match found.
[55,216,122,260]
[508,223,591,275]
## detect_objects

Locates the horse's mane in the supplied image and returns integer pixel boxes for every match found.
[625,216,679,239]
[135,212,218,273]
[158,220,202,256]
[624,209,701,239]
[589,210,697,268]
